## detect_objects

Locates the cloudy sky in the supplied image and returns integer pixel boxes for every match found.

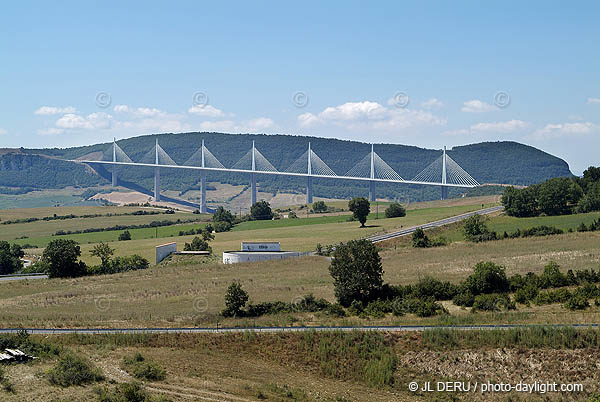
[1,1,599,174]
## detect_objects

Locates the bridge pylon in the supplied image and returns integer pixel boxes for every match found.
[250,141,257,206]
[111,138,118,187]
[154,138,160,202]
[368,144,376,202]
[306,142,313,204]
[441,146,447,200]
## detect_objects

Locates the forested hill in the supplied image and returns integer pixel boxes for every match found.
[0,132,573,201]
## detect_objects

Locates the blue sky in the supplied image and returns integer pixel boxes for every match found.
[1,1,599,174]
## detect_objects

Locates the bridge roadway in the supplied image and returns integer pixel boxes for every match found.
[0,323,597,335]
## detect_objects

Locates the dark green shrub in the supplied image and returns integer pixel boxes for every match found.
[452,290,475,307]
[250,200,273,220]
[520,225,563,237]
[384,203,406,218]
[514,285,539,304]
[411,227,431,248]
[213,220,232,232]
[327,303,347,317]
[464,261,510,295]
[471,293,516,312]
[413,277,459,300]
[47,353,104,387]
[539,261,569,288]
[402,297,445,317]
[0,241,24,275]
[564,294,590,310]
[348,300,364,316]
[123,353,166,381]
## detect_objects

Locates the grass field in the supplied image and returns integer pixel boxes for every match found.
[11,199,496,263]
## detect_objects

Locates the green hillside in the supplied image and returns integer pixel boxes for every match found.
[0,133,573,202]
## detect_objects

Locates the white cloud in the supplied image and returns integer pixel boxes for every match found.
[320,101,387,121]
[297,101,446,131]
[470,120,529,133]
[113,105,169,118]
[0,129,7,135]
[56,112,113,130]
[443,120,528,136]
[37,127,65,135]
[34,106,77,115]
[461,99,497,113]
[245,117,275,131]
[421,98,444,109]
[587,97,600,104]
[188,104,226,118]
[532,122,598,140]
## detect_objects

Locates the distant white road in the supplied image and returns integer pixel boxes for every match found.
[367,205,504,243]
[0,274,48,282]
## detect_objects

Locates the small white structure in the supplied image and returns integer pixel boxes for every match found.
[156,242,177,264]
[223,241,301,264]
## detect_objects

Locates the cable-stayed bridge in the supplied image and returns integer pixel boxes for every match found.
[71,139,480,213]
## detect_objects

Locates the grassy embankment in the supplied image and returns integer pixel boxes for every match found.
[0,328,598,401]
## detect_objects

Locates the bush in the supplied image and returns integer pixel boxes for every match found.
[540,261,568,289]
[452,290,475,307]
[47,353,104,387]
[514,285,539,304]
[384,203,406,218]
[462,215,494,242]
[327,303,347,317]
[42,239,87,278]
[213,220,232,232]
[312,200,328,213]
[464,261,510,295]
[471,293,515,312]
[222,282,249,317]
[88,255,150,275]
[520,225,563,237]
[411,228,431,248]
[119,230,132,241]
[413,277,459,300]
[213,206,234,224]
[329,239,383,306]
[564,294,590,310]
[95,381,172,402]
[183,234,212,252]
[123,353,166,381]
[401,297,445,317]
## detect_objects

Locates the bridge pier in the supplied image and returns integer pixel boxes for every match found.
[200,171,207,213]
[154,167,161,202]
[250,172,257,206]
[111,166,117,187]
[306,176,313,204]
[441,186,448,200]
[369,180,376,202]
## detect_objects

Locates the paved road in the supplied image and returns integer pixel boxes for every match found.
[367,205,504,243]
[0,323,597,335]
[0,274,48,282]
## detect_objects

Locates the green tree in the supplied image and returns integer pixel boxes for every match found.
[312,200,328,213]
[0,241,24,275]
[184,236,211,252]
[90,242,114,268]
[348,197,370,227]
[411,228,431,248]
[118,230,132,241]
[213,206,234,224]
[250,200,273,220]
[385,202,406,218]
[328,239,383,306]
[537,177,582,216]
[42,239,87,278]
[502,186,539,217]
[222,282,249,317]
